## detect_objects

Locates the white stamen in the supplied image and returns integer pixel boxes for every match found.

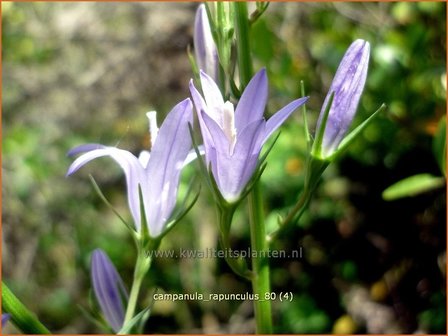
[222,101,237,154]
[146,111,159,149]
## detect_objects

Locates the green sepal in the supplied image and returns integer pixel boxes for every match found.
[187,44,200,84]
[89,175,139,245]
[300,80,312,148]
[77,303,111,334]
[327,103,386,161]
[2,281,51,334]
[204,2,219,45]
[159,184,201,240]
[137,184,152,248]
[250,2,270,25]
[311,91,334,159]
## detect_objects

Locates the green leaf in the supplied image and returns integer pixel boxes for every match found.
[432,116,446,176]
[311,92,334,159]
[2,282,51,334]
[382,173,445,201]
[117,305,151,335]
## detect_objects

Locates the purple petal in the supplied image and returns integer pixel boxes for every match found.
[66,146,147,232]
[317,39,370,156]
[263,96,309,144]
[194,4,219,82]
[235,68,268,132]
[67,143,106,157]
[189,79,215,163]
[91,249,128,333]
[213,119,265,201]
[201,111,231,157]
[145,98,193,236]
[199,70,224,123]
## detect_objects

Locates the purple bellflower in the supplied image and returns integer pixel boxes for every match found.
[190,68,308,202]
[91,249,128,333]
[67,99,193,237]
[194,4,219,82]
[315,39,370,158]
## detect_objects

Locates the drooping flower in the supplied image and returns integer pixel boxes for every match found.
[194,4,219,82]
[315,39,370,158]
[91,249,128,333]
[190,68,308,202]
[67,99,193,237]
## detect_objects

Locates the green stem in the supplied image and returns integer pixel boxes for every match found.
[218,206,251,280]
[123,252,151,326]
[2,282,51,334]
[248,183,273,334]
[234,2,252,87]
[234,2,272,333]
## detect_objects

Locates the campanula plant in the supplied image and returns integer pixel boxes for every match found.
[2,3,389,335]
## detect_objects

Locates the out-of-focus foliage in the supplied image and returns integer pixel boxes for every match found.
[2,2,446,334]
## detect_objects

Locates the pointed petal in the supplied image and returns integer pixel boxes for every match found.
[145,98,193,236]
[189,79,215,161]
[91,249,128,333]
[235,68,268,131]
[214,119,265,201]
[263,97,309,144]
[67,143,106,157]
[67,146,146,232]
[201,111,231,156]
[194,4,219,82]
[199,70,224,122]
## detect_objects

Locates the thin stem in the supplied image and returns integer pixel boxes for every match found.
[218,206,252,280]
[234,2,252,87]
[123,252,151,326]
[269,187,310,243]
[234,2,272,333]
[248,183,273,334]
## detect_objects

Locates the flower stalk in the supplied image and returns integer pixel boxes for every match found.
[123,251,151,327]
[234,3,272,333]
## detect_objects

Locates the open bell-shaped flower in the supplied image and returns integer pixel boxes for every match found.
[190,68,308,202]
[67,99,193,237]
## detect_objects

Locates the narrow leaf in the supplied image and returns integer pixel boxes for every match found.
[2,282,51,334]
[117,306,151,335]
[382,173,445,201]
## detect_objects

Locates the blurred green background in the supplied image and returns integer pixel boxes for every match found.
[2,2,446,334]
